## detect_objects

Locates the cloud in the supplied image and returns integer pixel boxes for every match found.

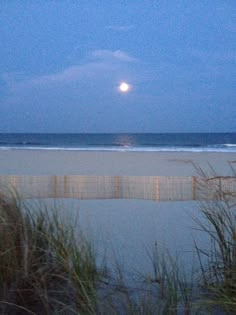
[90,50,138,63]
[106,25,135,32]
[25,62,114,86]
[3,50,138,88]
[1,49,140,105]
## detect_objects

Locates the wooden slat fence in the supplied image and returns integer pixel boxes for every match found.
[0,175,235,201]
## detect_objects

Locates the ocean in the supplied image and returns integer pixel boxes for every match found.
[0,133,236,152]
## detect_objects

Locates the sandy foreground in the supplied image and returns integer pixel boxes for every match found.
[0,150,235,175]
[0,150,235,276]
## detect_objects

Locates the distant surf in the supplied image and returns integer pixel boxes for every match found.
[0,133,236,152]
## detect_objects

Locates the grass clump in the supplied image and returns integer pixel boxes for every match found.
[195,197,236,314]
[145,243,195,314]
[0,196,99,314]
[192,164,236,314]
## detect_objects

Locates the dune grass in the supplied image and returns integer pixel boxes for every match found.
[194,198,236,314]
[0,196,100,314]
[191,164,236,314]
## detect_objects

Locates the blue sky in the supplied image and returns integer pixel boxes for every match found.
[0,1,235,133]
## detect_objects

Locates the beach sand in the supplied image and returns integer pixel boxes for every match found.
[0,150,235,175]
[0,150,235,277]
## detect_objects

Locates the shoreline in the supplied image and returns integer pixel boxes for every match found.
[1,147,236,153]
[0,149,235,176]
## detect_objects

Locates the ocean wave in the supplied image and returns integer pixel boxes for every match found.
[223,144,236,147]
[0,145,236,152]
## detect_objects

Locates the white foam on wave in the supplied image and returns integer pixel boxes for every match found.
[224,144,236,147]
[1,145,236,153]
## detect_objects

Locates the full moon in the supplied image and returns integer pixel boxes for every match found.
[119,82,130,93]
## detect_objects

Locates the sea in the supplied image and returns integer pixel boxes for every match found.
[0,132,236,152]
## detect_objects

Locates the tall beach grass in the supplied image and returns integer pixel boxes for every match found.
[0,195,100,314]
[193,164,236,314]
